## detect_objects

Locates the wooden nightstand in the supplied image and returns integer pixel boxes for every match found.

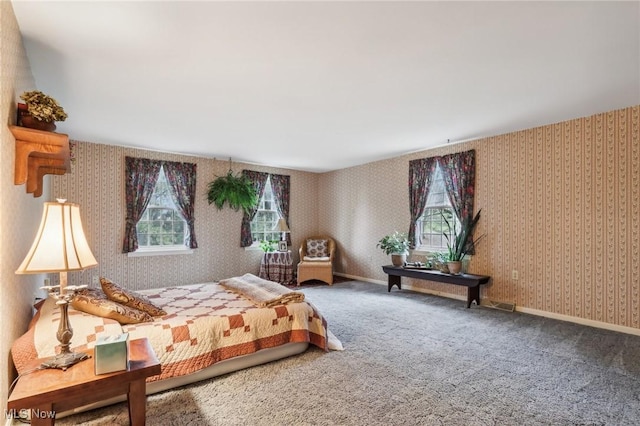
[7,337,161,426]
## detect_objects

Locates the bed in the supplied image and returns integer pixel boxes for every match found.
[11,275,333,415]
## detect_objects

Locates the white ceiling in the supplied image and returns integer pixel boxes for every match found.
[11,1,640,173]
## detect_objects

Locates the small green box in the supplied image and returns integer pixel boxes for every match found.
[94,333,129,375]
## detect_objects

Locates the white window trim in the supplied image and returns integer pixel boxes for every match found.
[244,243,263,251]
[128,246,194,257]
[412,248,444,257]
[414,246,447,255]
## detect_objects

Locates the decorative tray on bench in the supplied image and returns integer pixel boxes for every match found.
[402,263,432,270]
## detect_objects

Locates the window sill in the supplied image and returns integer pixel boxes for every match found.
[412,248,474,260]
[412,248,445,256]
[128,247,194,257]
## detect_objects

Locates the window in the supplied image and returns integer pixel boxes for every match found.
[418,164,459,250]
[240,171,290,249]
[135,166,187,249]
[250,176,281,244]
[123,157,197,255]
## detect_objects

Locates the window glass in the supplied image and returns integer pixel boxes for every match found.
[136,166,187,249]
[418,164,459,250]
[250,177,281,244]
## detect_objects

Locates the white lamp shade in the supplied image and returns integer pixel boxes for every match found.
[16,200,97,274]
[273,218,290,233]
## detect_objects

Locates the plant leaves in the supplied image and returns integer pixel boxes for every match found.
[207,171,258,213]
[441,209,485,261]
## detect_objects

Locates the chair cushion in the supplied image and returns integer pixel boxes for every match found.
[303,256,331,262]
[306,239,328,257]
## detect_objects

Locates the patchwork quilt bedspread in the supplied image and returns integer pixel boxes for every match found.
[12,282,328,382]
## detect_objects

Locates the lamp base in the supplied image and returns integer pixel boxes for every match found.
[40,280,90,371]
[40,350,90,371]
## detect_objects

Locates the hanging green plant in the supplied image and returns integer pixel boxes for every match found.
[206,167,258,214]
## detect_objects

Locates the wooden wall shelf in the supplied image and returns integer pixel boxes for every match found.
[10,125,70,197]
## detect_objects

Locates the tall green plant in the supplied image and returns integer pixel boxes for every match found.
[206,171,258,213]
[442,209,486,262]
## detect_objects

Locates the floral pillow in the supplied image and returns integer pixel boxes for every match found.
[71,288,152,324]
[306,239,328,257]
[100,277,167,317]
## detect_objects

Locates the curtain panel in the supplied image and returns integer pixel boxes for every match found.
[122,157,162,253]
[438,149,476,254]
[270,173,291,246]
[240,170,269,247]
[163,160,198,249]
[408,157,438,249]
[438,150,476,227]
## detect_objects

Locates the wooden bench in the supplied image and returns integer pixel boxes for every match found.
[382,265,490,308]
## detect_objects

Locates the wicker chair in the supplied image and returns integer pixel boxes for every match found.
[297,236,336,286]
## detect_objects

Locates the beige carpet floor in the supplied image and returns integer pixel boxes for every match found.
[57,280,640,425]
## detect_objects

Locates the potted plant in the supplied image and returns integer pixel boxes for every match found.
[377,231,409,267]
[442,209,486,274]
[429,251,450,273]
[19,90,68,131]
[259,240,277,252]
[207,170,258,214]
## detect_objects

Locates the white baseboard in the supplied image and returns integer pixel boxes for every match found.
[515,305,640,336]
[335,272,385,285]
[333,273,640,336]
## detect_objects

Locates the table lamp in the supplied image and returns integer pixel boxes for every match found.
[273,218,290,241]
[16,199,97,370]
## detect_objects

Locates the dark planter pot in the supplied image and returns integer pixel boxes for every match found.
[21,115,56,132]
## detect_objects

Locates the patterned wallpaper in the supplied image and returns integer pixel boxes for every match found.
[51,142,320,291]
[0,0,42,410]
[320,106,640,332]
